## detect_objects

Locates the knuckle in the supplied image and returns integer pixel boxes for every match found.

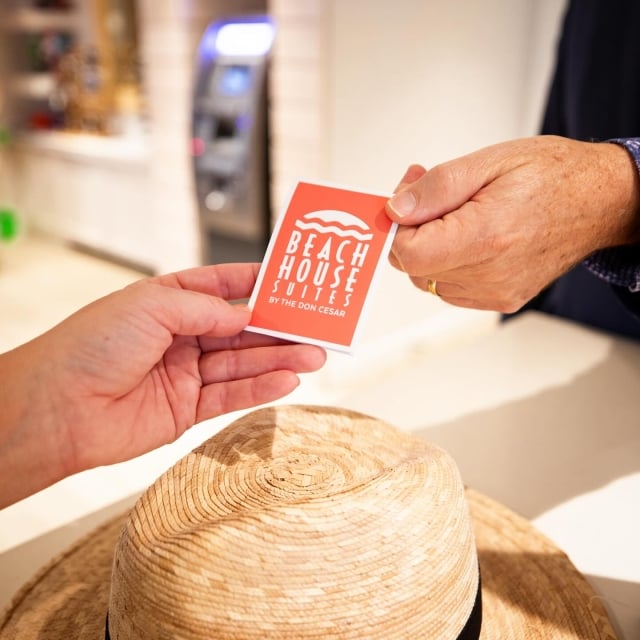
[392,238,422,275]
[494,287,529,314]
[429,162,458,200]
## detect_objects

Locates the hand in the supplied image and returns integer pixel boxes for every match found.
[385,136,640,311]
[0,263,326,507]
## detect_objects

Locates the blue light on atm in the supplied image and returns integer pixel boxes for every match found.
[198,17,275,61]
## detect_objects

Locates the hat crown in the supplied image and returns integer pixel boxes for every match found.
[107,405,479,639]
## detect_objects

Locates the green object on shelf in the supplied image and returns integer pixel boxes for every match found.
[0,208,18,241]
[0,128,10,147]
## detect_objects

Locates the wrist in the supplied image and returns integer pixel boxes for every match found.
[0,339,68,507]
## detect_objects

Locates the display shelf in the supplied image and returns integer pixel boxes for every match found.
[15,130,150,165]
[0,7,79,33]
[0,4,79,132]
[9,72,56,100]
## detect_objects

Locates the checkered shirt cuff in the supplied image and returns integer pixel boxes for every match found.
[582,138,640,292]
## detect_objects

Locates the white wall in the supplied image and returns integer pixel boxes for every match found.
[267,0,568,379]
[330,0,518,190]
[270,0,567,199]
[328,0,567,190]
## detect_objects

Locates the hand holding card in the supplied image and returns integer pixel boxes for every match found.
[246,181,396,352]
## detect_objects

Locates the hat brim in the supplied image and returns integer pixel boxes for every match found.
[0,487,615,640]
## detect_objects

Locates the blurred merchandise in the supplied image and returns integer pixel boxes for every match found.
[0,208,18,243]
[26,30,73,73]
[100,0,145,136]
[1,0,144,136]
[0,128,10,147]
[56,45,115,134]
[27,110,55,129]
[0,127,19,246]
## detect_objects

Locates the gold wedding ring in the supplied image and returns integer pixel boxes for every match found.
[427,279,439,297]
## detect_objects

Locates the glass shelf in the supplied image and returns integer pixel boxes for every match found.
[9,72,55,99]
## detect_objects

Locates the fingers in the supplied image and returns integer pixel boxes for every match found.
[408,276,497,311]
[196,370,303,422]
[128,281,252,339]
[198,328,300,353]
[392,199,489,275]
[386,151,494,225]
[196,344,327,422]
[199,343,327,384]
[152,263,262,300]
[127,263,265,340]
[386,156,491,274]
[408,268,539,313]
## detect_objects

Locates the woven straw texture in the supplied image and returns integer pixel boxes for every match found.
[0,405,618,640]
[109,405,478,638]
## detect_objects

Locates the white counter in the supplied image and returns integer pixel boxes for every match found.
[1,309,638,638]
[334,312,640,639]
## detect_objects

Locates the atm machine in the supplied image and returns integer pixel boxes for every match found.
[192,15,275,264]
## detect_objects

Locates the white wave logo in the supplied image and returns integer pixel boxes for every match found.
[294,210,373,241]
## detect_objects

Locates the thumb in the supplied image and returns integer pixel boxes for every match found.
[386,153,488,225]
[134,282,252,338]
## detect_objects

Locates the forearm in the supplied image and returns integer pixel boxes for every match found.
[0,339,68,508]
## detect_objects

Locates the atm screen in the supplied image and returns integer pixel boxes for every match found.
[217,65,252,96]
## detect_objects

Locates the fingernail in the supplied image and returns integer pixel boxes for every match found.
[388,190,416,218]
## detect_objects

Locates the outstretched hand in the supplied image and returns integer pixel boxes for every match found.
[0,263,326,507]
[386,136,640,311]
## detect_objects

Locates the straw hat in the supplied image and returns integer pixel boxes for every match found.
[0,405,617,639]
